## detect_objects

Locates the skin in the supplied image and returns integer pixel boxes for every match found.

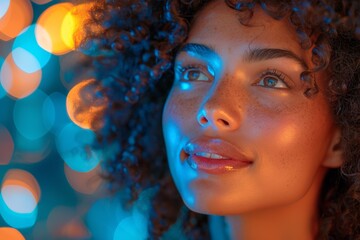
[162,0,342,239]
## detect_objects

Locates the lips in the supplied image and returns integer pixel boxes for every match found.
[182,137,253,174]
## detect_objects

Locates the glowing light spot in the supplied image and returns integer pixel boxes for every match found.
[12,131,51,164]
[0,125,14,165]
[0,169,40,228]
[45,92,70,136]
[0,57,6,99]
[31,0,52,5]
[2,169,41,204]
[0,0,10,19]
[0,0,33,41]
[64,164,103,195]
[36,2,74,55]
[13,24,51,72]
[66,79,107,130]
[56,122,101,172]
[13,90,52,140]
[180,82,191,90]
[2,186,37,213]
[87,197,129,240]
[0,53,42,99]
[61,3,93,50]
[0,227,25,240]
[12,48,41,74]
[47,206,90,239]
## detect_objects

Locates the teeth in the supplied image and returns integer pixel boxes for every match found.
[195,152,227,159]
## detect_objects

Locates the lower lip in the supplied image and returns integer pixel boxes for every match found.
[186,154,252,174]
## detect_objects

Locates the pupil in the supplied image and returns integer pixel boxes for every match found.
[265,77,277,86]
[188,70,200,80]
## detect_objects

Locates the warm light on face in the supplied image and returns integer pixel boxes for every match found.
[163,1,336,215]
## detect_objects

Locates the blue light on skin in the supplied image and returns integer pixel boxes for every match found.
[0,57,6,99]
[180,82,191,90]
[0,186,38,229]
[12,24,51,73]
[0,0,10,19]
[178,43,223,74]
[13,90,52,141]
[56,122,101,172]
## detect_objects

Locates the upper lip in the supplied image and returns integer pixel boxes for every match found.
[183,136,252,162]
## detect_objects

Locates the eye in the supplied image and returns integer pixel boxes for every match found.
[176,65,211,82]
[255,69,289,89]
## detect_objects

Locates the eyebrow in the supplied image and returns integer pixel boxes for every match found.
[177,43,308,70]
[177,43,220,59]
[244,48,308,70]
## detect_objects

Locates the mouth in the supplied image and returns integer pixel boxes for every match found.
[180,138,253,174]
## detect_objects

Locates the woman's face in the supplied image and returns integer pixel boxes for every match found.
[162,0,337,215]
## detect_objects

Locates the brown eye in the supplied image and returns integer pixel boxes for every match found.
[175,64,211,82]
[183,69,209,81]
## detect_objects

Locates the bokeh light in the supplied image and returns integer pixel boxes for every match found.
[31,0,52,5]
[66,79,107,130]
[61,3,93,50]
[0,52,42,99]
[56,122,101,172]
[64,164,103,195]
[36,2,74,55]
[0,169,40,228]
[0,125,14,165]
[0,0,117,238]
[0,0,33,41]
[13,24,51,73]
[12,129,51,164]
[46,206,90,239]
[0,0,10,19]
[0,227,25,240]
[13,90,53,140]
[44,92,71,135]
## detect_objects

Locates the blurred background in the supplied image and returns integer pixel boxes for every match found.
[0,0,124,239]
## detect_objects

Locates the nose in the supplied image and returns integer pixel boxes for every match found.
[196,95,241,131]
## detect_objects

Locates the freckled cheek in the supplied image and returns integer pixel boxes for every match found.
[249,110,329,176]
[163,91,201,130]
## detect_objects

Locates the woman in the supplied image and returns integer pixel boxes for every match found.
[77,0,359,239]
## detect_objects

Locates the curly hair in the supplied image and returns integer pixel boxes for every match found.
[76,0,360,239]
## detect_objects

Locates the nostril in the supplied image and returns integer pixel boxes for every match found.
[217,119,230,126]
[199,116,208,125]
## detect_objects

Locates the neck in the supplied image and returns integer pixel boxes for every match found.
[225,169,326,240]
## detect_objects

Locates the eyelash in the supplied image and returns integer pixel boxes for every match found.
[256,69,289,89]
[175,64,212,81]
[176,65,290,89]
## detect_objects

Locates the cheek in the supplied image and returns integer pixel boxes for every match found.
[162,89,200,132]
[246,101,333,195]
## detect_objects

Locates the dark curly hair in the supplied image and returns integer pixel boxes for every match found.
[75,0,360,239]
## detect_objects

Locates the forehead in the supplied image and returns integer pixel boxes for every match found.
[187,0,309,62]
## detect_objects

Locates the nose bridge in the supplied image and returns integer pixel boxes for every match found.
[197,77,242,131]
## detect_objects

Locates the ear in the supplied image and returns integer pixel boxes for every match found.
[322,128,344,168]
